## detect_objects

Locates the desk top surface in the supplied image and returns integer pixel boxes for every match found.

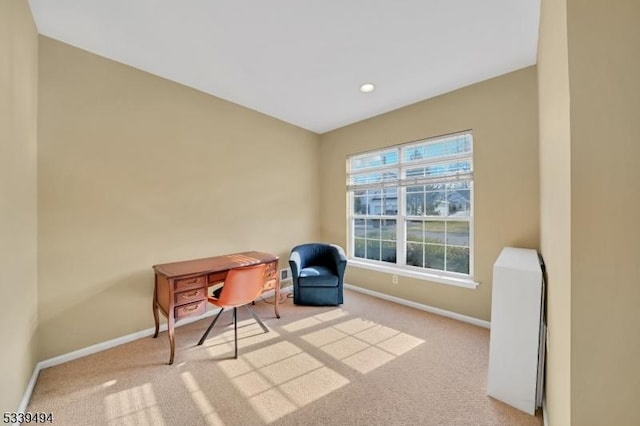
[153,251,278,278]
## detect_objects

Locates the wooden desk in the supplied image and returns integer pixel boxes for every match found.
[152,251,280,364]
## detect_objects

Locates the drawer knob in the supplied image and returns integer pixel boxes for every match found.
[183,303,200,313]
[182,290,201,299]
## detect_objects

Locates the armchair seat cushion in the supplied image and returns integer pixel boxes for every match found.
[299,266,339,287]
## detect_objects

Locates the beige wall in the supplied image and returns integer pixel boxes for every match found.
[37,37,320,359]
[319,67,539,321]
[0,0,39,412]
[567,1,640,425]
[537,0,572,424]
[539,1,640,424]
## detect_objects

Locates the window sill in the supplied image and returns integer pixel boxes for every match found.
[347,259,480,289]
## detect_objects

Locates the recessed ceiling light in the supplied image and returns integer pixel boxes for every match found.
[360,83,376,93]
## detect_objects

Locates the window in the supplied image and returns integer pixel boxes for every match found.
[347,131,473,280]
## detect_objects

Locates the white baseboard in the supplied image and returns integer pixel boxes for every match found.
[344,283,491,329]
[16,363,41,416]
[40,308,222,370]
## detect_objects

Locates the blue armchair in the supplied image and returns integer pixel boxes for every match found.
[289,243,347,306]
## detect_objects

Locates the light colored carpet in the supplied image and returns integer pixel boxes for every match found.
[27,288,543,425]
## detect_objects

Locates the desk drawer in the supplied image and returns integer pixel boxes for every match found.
[263,278,277,291]
[265,267,277,280]
[175,300,206,320]
[265,261,277,274]
[208,271,226,285]
[175,275,206,291]
[174,287,206,305]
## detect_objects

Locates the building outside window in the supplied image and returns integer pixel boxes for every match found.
[346,131,473,280]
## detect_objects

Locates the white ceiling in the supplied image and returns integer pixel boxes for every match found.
[27,0,540,134]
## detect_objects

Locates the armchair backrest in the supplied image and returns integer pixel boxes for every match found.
[289,243,347,277]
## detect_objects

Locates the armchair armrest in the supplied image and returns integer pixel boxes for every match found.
[289,250,303,280]
[328,244,347,278]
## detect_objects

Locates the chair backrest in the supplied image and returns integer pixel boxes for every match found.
[217,263,267,308]
[292,243,336,270]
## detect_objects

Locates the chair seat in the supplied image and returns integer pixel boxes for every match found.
[299,266,339,287]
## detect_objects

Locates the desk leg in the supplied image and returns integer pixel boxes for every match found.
[152,275,160,338]
[167,311,176,365]
[274,275,281,319]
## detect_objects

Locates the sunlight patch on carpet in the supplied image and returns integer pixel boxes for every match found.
[281,308,348,332]
[280,316,323,332]
[279,366,349,406]
[334,317,377,334]
[377,332,424,356]
[104,383,165,426]
[202,320,280,359]
[342,346,396,374]
[300,327,348,346]
[300,317,425,374]
[246,387,298,423]
[354,324,400,344]
[218,340,349,423]
[258,352,323,385]
[243,340,302,369]
[230,370,274,398]
[180,372,224,426]
[320,335,370,359]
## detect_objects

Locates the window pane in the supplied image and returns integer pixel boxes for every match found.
[406,167,468,186]
[354,219,365,238]
[402,135,471,163]
[350,170,398,187]
[425,244,445,270]
[446,222,469,247]
[426,190,446,216]
[447,247,469,274]
[407,220,424,242]
[406,243,424,267]
[447,182,471,217]
[366,240,380,260]
[406,190,424,215]
[381,241,396,263]
[406,167,426,178]
[353,191,367,215]
[443,137,471,156]
[364,189,381,215]
[381,219,397,240]
[425,221,445,244]
[366,219,380,238]
[423,160,471,179]
[404,147,427,162]
[350,149,399,171]
[383,188,398,215]
[354,238,365,258]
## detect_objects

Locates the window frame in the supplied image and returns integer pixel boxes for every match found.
[346,131,478,289]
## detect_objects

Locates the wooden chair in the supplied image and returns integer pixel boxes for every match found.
[197,263,268,358]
